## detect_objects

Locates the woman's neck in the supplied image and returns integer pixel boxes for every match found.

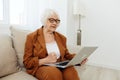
[43,27,55,43]
[43,27,53,35]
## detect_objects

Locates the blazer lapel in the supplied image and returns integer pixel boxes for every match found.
[36,28,65,59]
[37,27,47,55]
[54,32,65,59]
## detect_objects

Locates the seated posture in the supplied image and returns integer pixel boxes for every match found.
[23,9,87,80]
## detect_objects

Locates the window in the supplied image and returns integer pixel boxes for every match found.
[0,0,26,24]
[0,0,9,24]
[0,0,3,20]
[10,0,26,24]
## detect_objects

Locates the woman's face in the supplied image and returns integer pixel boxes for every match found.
[45,14,60,32]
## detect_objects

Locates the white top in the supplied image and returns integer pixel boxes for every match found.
[46,41,60,59]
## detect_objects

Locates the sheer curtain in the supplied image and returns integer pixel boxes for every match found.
[0,0,3,20]
[1,0,67,35]
[10,0,40,29]
[9,0,48,30]
[10,0,26,25]
[0,0,9,24]
[1,0,60,29]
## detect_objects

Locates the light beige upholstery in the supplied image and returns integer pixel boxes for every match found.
[0,25,37,80]
[1,71,37,80]
[10,26,32,67]
[0,34,19,77]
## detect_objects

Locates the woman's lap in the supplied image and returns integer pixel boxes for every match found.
[35,66,79,80]
[35,66,63,80]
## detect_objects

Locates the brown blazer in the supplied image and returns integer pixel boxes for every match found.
[23,26,75,76]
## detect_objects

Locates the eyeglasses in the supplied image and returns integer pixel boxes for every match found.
[48,18,60,24]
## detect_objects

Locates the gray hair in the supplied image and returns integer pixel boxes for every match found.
[40,9,60,25]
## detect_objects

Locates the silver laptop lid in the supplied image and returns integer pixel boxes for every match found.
[66,46,98,66]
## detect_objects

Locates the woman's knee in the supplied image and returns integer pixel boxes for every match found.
[35,66,63,80]
[62,66,80,80]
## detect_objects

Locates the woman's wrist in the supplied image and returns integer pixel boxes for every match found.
[39,58,48,66]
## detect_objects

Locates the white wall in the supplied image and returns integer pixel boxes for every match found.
[67,0,120,70]
[67,0,77,46]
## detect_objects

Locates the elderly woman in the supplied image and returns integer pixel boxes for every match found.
[23,9,87,80]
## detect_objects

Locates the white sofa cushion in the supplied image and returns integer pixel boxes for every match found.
[0,71,37,80]
[10,26,32,67]
[0,33,18,77]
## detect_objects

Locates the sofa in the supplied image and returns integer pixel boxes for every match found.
[0,24,84,80]
[0,25,38,80]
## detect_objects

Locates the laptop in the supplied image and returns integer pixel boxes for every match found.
[44,46,98,68]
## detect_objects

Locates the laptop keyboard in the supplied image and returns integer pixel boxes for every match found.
[57,61,69,66]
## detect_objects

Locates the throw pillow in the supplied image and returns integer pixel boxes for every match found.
[10,25,32,67]
[0,34,18,77]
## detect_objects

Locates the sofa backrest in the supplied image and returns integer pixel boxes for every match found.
[10,25,32,67]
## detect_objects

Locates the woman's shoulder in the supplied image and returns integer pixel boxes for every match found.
[27,28,42,39]
[27,29,38,37]
[55,32,66,40]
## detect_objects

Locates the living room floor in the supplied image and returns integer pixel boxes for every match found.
[75,65,120,80]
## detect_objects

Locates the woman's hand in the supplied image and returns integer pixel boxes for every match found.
[39,52,57,66]
[80,58,88,66]
[46,52,57,63]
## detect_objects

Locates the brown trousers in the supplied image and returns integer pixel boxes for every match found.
[35,66,80,80]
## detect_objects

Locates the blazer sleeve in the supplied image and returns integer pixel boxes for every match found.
[65,48,75,60]
[23,34,39,73]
